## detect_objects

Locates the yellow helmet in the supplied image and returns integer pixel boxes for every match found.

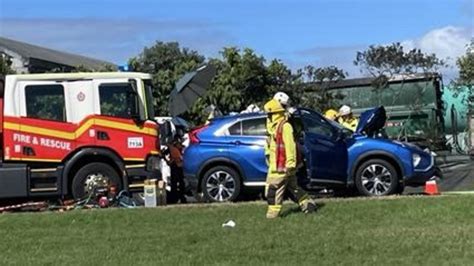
[324,109,338,120]
[264,99,285,114]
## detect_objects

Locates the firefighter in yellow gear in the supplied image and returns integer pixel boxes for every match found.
[264,93,316,219]
[324,109,339,121]
[337,105,359,131]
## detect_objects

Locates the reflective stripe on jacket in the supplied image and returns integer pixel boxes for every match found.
[275,120,287,172]
[265,114,296,179]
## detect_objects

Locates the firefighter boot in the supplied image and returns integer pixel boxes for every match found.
[266,205,282,219]
[299,195,316,214]
[304,201,317,214]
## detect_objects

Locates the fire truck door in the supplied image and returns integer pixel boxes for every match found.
[65,81,96,147]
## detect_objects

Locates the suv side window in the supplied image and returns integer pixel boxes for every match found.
[242,118,266,136]
[25,84,66,122]
[302,112,335,139]
[228,118,267,136]
[99,83,137,118]
[228,122,242,135]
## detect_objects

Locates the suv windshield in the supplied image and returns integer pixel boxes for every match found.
[298,108,353,138]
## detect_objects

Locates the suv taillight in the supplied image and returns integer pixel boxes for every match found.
[189,125,208,144]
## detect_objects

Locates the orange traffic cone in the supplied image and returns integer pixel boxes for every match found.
[424,180,440,195]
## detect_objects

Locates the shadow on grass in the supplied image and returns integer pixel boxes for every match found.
[280,203,326,218]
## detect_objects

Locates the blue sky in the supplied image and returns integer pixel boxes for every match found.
[0,0,472,77]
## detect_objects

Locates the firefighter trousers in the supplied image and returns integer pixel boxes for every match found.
[265,174,312,218]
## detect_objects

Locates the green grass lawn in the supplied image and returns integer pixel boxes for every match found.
[1,195,474,265]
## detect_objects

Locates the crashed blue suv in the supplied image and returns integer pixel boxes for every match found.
[183,106,438,202]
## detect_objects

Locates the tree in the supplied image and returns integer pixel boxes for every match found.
[206,47,267,114]
[206,48,298,111]
[187,47,302,124]
[298,65,347,112]
[0,54,15,75]
[354,43,447,145]
[266,59,302,103]
[456,40,474,85]
[454,40,474,111]
[128,41,349,123]
[129,41,205,117]
[354,42,445,88]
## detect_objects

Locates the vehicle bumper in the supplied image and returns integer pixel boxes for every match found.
[403,167,442,187]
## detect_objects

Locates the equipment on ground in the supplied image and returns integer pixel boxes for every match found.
[143,179,166,207]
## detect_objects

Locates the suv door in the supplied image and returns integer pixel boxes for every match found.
[300,110,348,185]
[226,117,267,185]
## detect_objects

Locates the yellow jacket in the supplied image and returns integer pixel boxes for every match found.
[338,117,359,131]
[265,112,297,179]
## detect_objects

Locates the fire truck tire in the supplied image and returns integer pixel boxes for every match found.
[72,162,122,199]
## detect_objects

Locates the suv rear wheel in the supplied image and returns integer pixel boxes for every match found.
[355,159,399,196]
[201,166,241,202]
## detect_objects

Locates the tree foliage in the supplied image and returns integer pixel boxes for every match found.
[354,42,445,88]
[0,55,15,75]
[355,42,445,77]
[456,40,474,86]
[454,40,474,110]
[129,42,205,118]
[130,43,306,124]
[207,48,300,113]
[298,65,347,112]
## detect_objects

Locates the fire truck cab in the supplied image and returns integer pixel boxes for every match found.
[0,72,161,200]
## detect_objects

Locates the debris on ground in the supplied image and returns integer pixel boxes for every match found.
[0,186,138,214]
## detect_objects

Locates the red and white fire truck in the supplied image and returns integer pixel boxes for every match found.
[0,72,161,200]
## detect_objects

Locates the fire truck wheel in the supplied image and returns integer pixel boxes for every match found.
[72,162,122,199]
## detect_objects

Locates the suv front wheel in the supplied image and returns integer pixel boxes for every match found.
[201,166,241,202]
[355,159,399,196]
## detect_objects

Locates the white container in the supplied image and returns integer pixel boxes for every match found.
[144,179,157,207]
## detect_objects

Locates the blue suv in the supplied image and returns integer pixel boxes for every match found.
[183,106,438,202]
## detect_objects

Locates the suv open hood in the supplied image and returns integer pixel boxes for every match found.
[355,106,387,135]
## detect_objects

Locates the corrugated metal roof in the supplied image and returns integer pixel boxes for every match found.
[305,73,441,91]
[0,37,115,70]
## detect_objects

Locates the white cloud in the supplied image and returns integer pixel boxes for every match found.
[401,26,472,81]
[401,26,472,63]
[291,25,472,80]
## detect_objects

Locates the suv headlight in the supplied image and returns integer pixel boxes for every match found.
[412,153,421,168]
